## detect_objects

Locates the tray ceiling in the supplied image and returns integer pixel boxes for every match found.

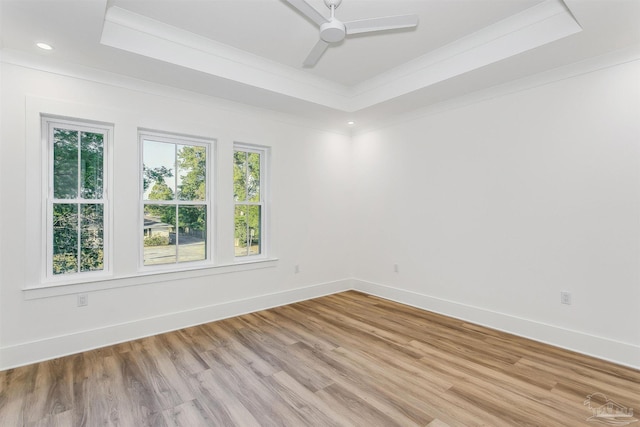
[1,0,639,130]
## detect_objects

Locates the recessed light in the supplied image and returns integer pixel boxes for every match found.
[347,121,355,125]
[36,42,53,50]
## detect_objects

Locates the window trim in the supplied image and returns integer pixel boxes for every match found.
[233,142,269,262]
[42,116,113,283]
[138,129,215,272]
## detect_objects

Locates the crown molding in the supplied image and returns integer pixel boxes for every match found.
[101,6,352,111]
[349,0,582,110]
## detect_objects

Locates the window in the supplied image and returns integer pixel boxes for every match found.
[140,131,211,267]
[44,117,111,278]
[234,144,267,258]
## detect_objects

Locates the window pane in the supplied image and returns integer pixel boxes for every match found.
[177,145,206,201]
[143,140,175,200]
[233,150,247,201]
[80,204,104,272]
[80,132,104,199]
[247,205,261,256]
[53,129,78,199]
[143,204,176,265]
[234,204,261,257]
[53,203,78,274]
[178,205,206,262]
[248,152,261,202]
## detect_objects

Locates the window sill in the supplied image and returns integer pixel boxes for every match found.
[23,258,278,300]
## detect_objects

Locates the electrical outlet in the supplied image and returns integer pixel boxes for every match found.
[560,291,571,305]
[294,265,300,274]
[393,263,399,273]
[77,294,88,307]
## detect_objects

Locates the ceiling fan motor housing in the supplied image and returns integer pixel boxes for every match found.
[324,0,342,8]
[320,20,346,43]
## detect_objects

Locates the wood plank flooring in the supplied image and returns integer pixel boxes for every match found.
[0,291,638,426]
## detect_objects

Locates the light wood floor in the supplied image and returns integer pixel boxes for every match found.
[1,291,638,426]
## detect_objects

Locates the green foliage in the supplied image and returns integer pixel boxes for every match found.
[178,146,206,201]
[52,203,104,274]
[233,151,247,201]
[234,205,261,251]
[143,144,207,232]
[179,206,206,231]
[53,129,104,199]
[148,181,174,201]
[51,127,105,275]
[80,132,104,199]
[80,204,104,272]
[79,248,104,272]
[53,129,78,199]
[143,165,173,192]
[52,254,78,275]
[233,150,260,202]
[144,235,169,247]
[176,145,206,231]
[146,182,175,224]
[53,203,78,271]
[234,150,261,255]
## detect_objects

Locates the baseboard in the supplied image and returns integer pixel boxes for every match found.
[4,278,638,371]
[352,279,640,370]
[0,279,353,370]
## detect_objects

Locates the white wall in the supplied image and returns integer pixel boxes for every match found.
[0,21,4,370]
[352,60,640,368]
[1,56,639,370]
[0,62,353,369]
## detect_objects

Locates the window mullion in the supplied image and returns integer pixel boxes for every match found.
[245,206,250,256]
[245,152,250,256]
[76,203,82,273]
[77,131,82,201]
[245,151,249,205]
[76,131,82,273]
[175,204,180,264]
[174,144,179,262]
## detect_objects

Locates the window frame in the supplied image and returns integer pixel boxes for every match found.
[139,129,214,271]
[233,142,269,261]
[42,116,113,282]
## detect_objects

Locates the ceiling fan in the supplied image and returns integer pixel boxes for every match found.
[285,0,419,67]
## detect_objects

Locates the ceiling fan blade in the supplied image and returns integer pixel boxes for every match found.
[344,14,419,35]
[284,0,328,26]
[303,39,329,67]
